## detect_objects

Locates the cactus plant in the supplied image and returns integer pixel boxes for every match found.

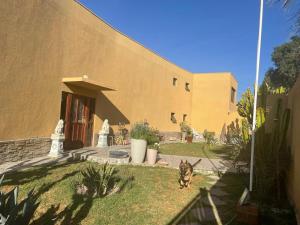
[254,98,291,203]
[0,175,39,225]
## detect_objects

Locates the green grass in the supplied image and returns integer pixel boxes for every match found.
[2,161,213,225]
[159,142,233,159]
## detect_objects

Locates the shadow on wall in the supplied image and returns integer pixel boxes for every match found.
[96,92,130,126]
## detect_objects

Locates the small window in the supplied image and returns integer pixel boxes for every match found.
[171,112,177,123]
[183,114,187,121]
[185,82,190,91]
[173,78,177,86]
[231,87,236,103]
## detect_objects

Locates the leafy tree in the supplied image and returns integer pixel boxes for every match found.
[264,36,300,90]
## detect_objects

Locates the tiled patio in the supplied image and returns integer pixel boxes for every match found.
[0,145,239,176]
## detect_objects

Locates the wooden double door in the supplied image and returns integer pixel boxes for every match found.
[60,92,95,150]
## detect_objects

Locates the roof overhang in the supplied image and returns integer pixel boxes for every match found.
[62,76,115,91]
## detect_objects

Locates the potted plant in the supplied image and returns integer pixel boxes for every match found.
[180,121,188,142]
[130,122,149,163]
[203,129,216,145]
[146,128,160,165]
[186,127,193,143]
[180,122,193,143]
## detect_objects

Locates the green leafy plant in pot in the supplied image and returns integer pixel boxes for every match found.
[130,122,150,163]
[180,122,193,143]
[146,128,160,165]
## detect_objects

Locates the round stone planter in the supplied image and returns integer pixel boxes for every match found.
[131,139,147,163]
[147,148,158,165]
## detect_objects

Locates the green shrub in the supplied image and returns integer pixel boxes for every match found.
[130,122,150,140]
[203,130,216,145]
[130,122,160,145]
[146,128,160,146]
[80,163,118,198]
[0,175,39,225]
[180,122,193,137]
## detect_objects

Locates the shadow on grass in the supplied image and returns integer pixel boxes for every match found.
[2,160,136,225]
[2,159,83,186]
[167,173,248,225]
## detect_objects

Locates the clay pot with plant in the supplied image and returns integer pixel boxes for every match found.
[186,129,193,143]
[180,122,193,143]
[147,142,160,165]
[146,128,160,165]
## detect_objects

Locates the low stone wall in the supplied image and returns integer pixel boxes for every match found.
[0,137,51,164]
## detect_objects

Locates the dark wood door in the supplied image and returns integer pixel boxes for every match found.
[60,92,95,150]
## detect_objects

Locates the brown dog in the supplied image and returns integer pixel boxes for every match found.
[178,159,202,189]
[179,160,193,188]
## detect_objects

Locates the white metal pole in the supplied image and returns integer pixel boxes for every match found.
[250,0,264,192]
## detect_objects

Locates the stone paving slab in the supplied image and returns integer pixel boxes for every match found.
[190,206,216,222]
[207,181,227,187]
[0,145,130,175]
[201,196,227,206]
[0,145,239,176]
[210,187,229,197]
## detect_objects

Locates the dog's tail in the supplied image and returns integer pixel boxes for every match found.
[192,159,202,168]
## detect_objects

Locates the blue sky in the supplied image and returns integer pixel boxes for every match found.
[79,0,298,98]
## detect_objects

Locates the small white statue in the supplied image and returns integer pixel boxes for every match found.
[54,119,64,135]
[49,119,65,157]
[99,119,109,135]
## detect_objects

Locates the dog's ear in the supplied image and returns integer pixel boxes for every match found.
[185,160,188,164]
[180,160,183,163]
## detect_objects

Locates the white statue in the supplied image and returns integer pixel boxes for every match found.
[97,119,109,147]
[54,119,64,135]
[99,119,109,135]
[49,119,65,157]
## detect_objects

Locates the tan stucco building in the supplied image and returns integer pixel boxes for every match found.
[0,0,238,162]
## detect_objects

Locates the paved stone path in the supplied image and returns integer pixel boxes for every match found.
[157,154,237,174]
[0,146,238,176]
[0,146,129,175]
[176,174,232,225]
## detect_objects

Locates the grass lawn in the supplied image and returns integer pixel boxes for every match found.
[1,161,215,225]
[159,142,233,159]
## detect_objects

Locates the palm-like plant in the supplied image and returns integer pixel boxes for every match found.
[80,163,117,197]
[278,0,300,32]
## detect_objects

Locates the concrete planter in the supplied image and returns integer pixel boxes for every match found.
[147,148,158,165]
[131,139,147,163]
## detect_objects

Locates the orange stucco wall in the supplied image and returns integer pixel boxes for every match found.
[0,0,238,143]
[191,73,238,136]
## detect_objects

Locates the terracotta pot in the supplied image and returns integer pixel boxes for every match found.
[131,139,147,163]
[147,148,158,165]
[186,136,193,143]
